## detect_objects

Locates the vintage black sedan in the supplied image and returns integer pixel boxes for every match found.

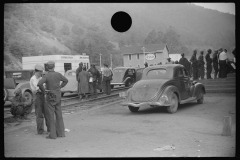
[119,64,206,113]
[111,67,137,88]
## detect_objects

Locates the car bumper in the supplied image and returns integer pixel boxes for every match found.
[121,101,170,107]
[111,82,125,85]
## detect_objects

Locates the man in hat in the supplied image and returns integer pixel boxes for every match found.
[166,57,174,64]
[77,66,90,100]
[76,62,83,81]
[197,51,205,80]
[30,64,50,134]
[102,63,113,95]
[179,53,191,76]
[88,63,101,98]
[144,62,148,68]
[37,61,68,139]
[212,49,219,79]
[76,62,83,95]
[218,48,228,78]
[10,88,33,121]
[205,49,213,79]
[190,50,198,80]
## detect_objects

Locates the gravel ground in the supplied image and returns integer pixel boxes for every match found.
[4,93,236,157]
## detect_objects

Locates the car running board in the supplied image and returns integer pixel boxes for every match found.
[180,97,197,104]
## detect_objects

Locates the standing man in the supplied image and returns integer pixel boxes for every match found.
[197,51,205,80]
[205,49,213,79]
[212,49,219,79]
[190,50,198,80]
[88,63,100,98]
[144,62,148,68]
[102,63,113,95]
[37,61,68,139]
[77,66,90,100]
[76,62,83,94]
[179,53,191,76]
[30,64,50,134]
[166,57,174,64]
[218,48,228,78]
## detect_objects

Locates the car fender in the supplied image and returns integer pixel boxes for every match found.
[123,77,131,83]
[15,82,33,95]
[192,83,205,98]
[161,85,181,103]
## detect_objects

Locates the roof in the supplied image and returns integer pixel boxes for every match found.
[121,44,168,55]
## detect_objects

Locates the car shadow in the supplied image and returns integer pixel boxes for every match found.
[127,102,200,115]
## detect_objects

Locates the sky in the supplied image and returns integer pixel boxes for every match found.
[193,3,235,15]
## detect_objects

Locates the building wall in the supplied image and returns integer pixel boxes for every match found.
[123,46,169,67]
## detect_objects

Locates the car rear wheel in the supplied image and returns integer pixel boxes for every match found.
[197,89,204,104]
[4,88,8,105]
[167,93,178,114]
[23,91,33,104]
[128,105,139,112]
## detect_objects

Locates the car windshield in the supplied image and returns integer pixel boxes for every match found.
[5,71,33,80]
[112,68,126,79]
[146,68,168,78]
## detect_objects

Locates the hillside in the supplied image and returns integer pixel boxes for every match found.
[4,3,235,70]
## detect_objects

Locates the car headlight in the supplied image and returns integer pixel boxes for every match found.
[159,95,169,105]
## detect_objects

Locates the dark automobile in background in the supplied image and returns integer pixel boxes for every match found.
[120,64,206,113]
[111,67,144,89]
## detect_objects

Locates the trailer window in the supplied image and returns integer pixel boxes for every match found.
[64,63,72,73]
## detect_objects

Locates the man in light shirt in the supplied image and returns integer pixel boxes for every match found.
[218,48,228,78]
[30,64,50,135]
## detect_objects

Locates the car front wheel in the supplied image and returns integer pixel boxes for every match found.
[128,105,139,112]
[125,80,132,87]
[167,93,178,114]
[23,91,33,104]
[197,89,204,104]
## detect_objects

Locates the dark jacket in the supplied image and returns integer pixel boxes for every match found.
[190,54,198,67]
[38,70,68,105]
[88,67,100,82]
[198,55,205,66]
[179,57,190,71]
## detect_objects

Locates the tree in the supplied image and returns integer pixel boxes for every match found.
[144,29,157,44]
[71,24,85,35]
[163,26,181,52]
[60,23,70,35]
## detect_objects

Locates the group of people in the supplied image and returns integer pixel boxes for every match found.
[144,48,236,80]
[76,62,113,101]
[189,48,235,80]
[11,61,69,139]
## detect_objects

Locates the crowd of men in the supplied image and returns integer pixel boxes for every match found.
[10,61,113,140]
[144,48,236,80]
[76,62,113,101]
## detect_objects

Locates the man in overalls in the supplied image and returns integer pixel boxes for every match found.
[37,61,68,139]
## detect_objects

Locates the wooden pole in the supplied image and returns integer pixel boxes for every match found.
[222,116,232,136]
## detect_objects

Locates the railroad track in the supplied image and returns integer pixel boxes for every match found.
[4,87,128,120]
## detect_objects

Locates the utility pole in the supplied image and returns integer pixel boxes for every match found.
[110,53,113,69]
[142,46,145,67]
[99,53,102,68]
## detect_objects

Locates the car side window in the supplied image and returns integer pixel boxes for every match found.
[183,68,188,77]
[179,68,183,77]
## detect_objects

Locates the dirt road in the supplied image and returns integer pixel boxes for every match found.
[4,93,236,157]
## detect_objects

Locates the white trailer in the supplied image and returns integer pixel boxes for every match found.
[22,55,90,75]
